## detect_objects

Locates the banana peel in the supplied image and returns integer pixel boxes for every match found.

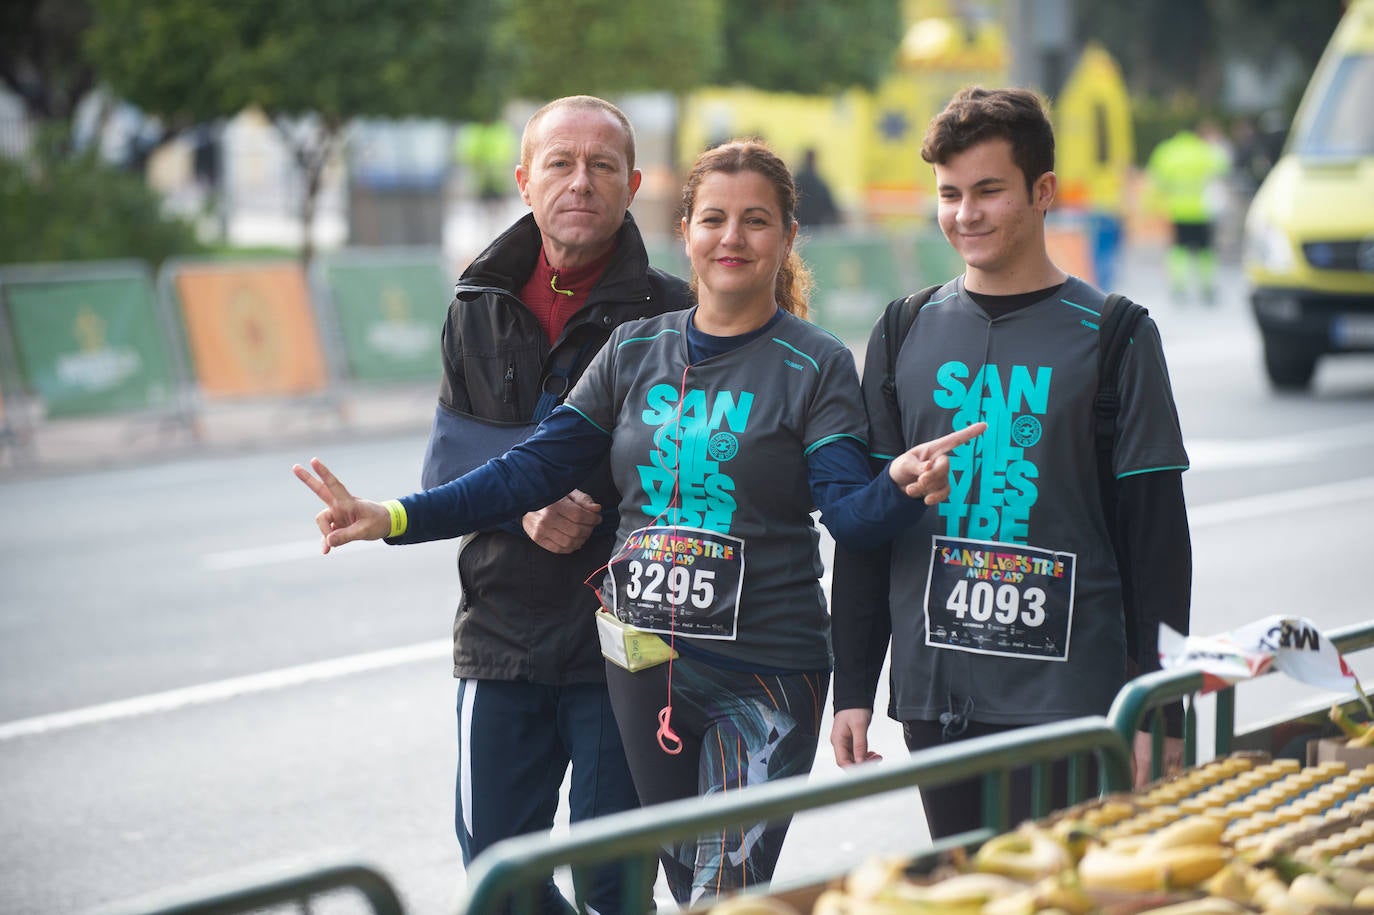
[1137,815,1227,855]
[1200,861,1257,904]
[1049,818,1098,864]
[1285,872,1353,908]
[1078,844,1228,893]
[1132,897,1251,915]
[973,824,1072,881]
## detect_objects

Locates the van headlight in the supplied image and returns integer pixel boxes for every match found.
[1244,216,1297,274]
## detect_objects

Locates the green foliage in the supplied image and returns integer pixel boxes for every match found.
[502,0,722,99]
[1076,0,1346,115]
[0,128,205,267]
[716,0,903,93]
[86,0,511,127]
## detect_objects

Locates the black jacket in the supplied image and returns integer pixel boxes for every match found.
[421,212,691,684]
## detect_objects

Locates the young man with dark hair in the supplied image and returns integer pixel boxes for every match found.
[829,86,1192,837]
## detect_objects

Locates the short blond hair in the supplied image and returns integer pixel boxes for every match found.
[520,96,636,172]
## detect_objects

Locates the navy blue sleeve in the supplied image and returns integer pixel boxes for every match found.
[391,407,611,544]
[808,437,927,550]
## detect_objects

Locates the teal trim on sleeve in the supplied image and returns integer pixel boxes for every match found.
[769,337,820,371]
[616,328,682,349]
[804,432,866,457]
[1060,298,1101,318]
[563,404,611,436]
[870,450,898,461]
[1117,464,1190,479]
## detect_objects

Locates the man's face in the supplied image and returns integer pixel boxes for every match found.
[516,106,641,269]
[932,138,1054,283]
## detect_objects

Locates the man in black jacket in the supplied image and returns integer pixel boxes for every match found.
[421,96,690,913]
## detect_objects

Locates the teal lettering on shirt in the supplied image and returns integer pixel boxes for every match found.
[637,386,754,532]
[934,360,1051,544]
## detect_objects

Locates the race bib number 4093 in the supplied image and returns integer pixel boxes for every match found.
[923,535,1076,661]
[606,525,745,640]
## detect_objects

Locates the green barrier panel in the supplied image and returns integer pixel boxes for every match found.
[0,262,178,418]
[913,230,965,287]
[316,249,453,383]
[800,233,912,343]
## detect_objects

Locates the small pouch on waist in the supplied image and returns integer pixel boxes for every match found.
[595,609,678,671]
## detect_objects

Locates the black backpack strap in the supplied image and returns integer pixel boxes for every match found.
[1094,293,1149,468]
[880,283,942,417]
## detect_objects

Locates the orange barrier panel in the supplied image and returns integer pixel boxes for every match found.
[1045,226,1096,286]
[173,261,327,398]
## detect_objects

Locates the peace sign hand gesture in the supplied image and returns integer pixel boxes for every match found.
[292,457,391,554]
[889,421,987,505]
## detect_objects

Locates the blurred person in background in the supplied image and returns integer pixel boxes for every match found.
[421,95,691,914]
[455,118,520,238]
[792,147,842,229]
[829,87,1192,838]
[295,138,983,906]
[1145,120,1233,304]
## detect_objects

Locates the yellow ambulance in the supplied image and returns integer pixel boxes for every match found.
[1243,0,1374,389]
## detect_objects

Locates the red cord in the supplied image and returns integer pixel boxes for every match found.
[584,362,695,757]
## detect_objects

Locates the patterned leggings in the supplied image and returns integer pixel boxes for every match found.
[604,657,828,906]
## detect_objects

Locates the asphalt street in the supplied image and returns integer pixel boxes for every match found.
[2,244,1373,915]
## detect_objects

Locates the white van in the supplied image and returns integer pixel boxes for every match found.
[1243,0,1374,389]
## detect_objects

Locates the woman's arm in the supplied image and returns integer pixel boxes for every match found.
[809,424,986,550]
[294,407,611,550]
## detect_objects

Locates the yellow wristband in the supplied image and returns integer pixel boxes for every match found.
[383,499,407,539]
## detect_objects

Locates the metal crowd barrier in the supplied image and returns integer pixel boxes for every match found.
[457,716,1133,915]
[96,861,404,915]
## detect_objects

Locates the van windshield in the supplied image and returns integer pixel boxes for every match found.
[1293,53,1374,157]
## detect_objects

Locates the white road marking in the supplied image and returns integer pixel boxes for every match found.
[203,537,385,570]
[1187,421,1374,470]
[1189,475,1374,528]
[0,640,450,742]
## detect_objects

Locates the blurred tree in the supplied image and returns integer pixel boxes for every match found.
[1076,0,1345,114]
[503,0,721,99]
[0,126,205,265]
[502,0,901,99]
[0,0,97,153]
[717,0,903,93]
[86,0,510,265]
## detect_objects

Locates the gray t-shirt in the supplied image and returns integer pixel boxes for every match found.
[869,277,1188,724]
[566,307,867,670]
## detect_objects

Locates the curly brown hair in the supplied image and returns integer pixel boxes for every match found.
[680,139,813,320]
[920,87,1055,198]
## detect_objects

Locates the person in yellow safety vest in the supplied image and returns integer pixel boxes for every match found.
[456,120,519,238]
[1145,123,1233,305]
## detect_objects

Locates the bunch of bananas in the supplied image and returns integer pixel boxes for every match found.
[705,755,1374,915]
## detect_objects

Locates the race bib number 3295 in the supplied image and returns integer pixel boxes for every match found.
[923,535,1076,661]
[606,525,745,640]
